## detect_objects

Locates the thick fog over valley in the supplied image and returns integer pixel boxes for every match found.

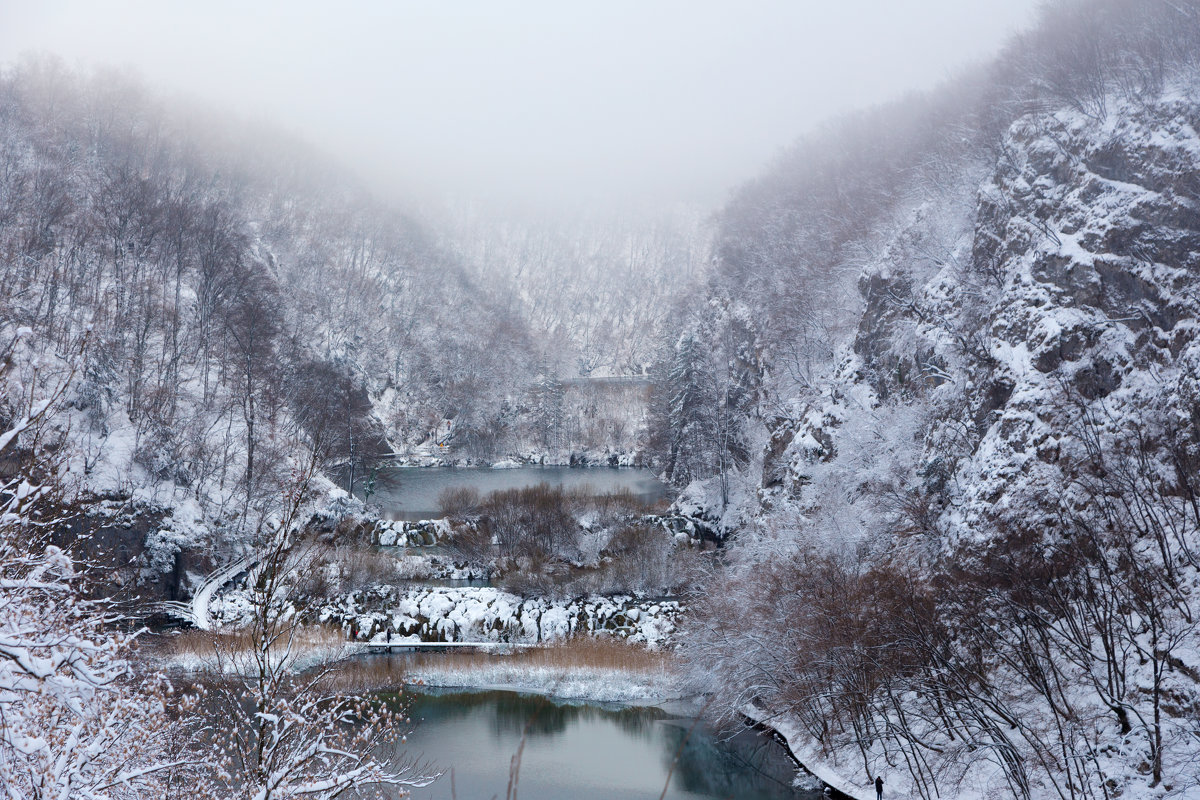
[3,3,1200,800]
[1,0,1038,210]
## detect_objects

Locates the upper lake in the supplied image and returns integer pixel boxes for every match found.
[361,465,670,520]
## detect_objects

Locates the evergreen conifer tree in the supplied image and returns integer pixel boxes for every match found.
[666,333,714,485]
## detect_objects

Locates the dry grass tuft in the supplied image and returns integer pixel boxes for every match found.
[155,623,347,662]
[153,625,673,697]
[327,635,675,693]
[504,636,673,671]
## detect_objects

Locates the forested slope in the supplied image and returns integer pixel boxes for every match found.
[444,203,710,379]
[665,1,1200,797]
[0,58,544,596]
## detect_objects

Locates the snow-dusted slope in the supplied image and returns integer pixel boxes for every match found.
[684,70,1200,800]
[0,63,551,597]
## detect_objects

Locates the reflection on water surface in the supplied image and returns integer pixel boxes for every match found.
[361,466,670,520]
[376,689,818,800]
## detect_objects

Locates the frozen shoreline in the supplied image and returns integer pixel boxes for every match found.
[155,636,684,706]
[398,658,683,706]
[741,704,872,800]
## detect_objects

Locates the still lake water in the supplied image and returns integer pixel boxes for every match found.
[364,466,671,520]
[382,689,817,800]
[356,469,804,797]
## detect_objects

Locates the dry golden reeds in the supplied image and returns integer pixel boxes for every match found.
[325,635,674,693]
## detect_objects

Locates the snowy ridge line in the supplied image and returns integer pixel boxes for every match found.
[742,704,871,800]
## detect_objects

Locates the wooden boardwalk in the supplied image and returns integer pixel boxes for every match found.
[363,641,538,654]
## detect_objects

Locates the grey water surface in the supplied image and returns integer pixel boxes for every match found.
[383,689,817,800]
[364,465,670,520]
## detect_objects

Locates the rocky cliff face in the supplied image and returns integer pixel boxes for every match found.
[946,93,1200,539]
[767,88,1200,548]
[695,85,1200,800]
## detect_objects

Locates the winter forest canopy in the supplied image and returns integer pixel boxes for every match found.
[2,1,1200,798]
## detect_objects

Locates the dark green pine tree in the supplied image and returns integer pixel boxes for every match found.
[533,358,565,452]
[666,333,714,486]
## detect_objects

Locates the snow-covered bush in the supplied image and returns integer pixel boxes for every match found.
[0,336,193,798]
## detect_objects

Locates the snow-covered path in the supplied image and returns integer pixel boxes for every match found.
[189,555,253,630]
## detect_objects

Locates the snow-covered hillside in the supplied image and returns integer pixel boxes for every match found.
[675,3,1200,797]
[0,61,669,601]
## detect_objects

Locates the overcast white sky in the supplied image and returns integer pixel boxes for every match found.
[0,1,1041,212]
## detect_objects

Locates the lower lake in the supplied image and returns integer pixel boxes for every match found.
[381,688,818,800]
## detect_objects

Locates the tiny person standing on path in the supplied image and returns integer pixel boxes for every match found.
[875,775,884,799]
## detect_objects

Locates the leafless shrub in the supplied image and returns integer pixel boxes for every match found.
[482,483,577,561]
[291,541,400,597]
[438,485,481,519]
[441,520,489,566]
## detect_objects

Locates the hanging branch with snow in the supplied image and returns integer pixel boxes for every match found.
[0,326,200,799]
[200,441,438,800]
